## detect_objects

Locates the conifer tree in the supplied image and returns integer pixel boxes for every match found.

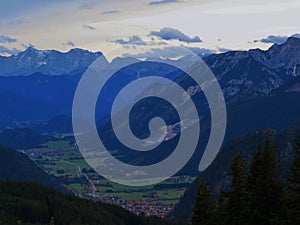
[226,153,248,225]
[247,139,284,225]
[191,178,215,225]
[214,190,228,225]
[287,139,300,225]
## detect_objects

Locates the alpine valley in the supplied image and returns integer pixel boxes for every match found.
[1,37,300,224]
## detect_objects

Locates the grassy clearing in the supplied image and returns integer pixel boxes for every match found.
[41,141,72,150]
[43,161,78,177]
[69,183,86,194]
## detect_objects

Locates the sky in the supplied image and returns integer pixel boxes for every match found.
[0,0,299,56]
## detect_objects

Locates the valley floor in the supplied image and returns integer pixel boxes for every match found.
[23,138,196,218]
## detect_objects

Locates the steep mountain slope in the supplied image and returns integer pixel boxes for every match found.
[203,37,300,103]
[0,145,65,192]
[251,37,300,74]
[225,91,300,139]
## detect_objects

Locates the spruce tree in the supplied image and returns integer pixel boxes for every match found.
[287,139,300,225]
[226,153,248,225]
[247,139,284,225]
[214,190,228,225]
[191,178,215,225]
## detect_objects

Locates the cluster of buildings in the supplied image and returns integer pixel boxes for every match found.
[119,200,173,218]
[83,193,173,218]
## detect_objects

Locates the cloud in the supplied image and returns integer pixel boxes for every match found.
[102,10,120,14]
[123,46,214,59]
[21,43,35,49]
[63,41,75,47]
[0,35,17,43]
[255,35,288,44]
[150,27,202,43]
[149,0,181,5]
[79,3,94,10]
[291,33,300,39]
[204,1,300,15]
[114,35,147,45]
[8,19,28,25]
[0,46,20,55]
[217,47,232,53]
[186,47,215,56]
[82,24,96,30]
[254,33,300,45]
[79,0,101,10]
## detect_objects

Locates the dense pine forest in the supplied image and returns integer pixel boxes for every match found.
[191,138,300,225]
[0,181,174,225]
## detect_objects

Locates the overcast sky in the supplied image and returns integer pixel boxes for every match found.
[0,0,299,56]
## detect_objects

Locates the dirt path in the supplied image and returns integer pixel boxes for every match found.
[60,160,97,193]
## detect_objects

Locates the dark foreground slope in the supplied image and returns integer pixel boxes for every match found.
[0,181,174,225]
[0,145,65,192]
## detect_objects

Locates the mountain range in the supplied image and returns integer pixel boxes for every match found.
[0,47,103,76]
[204,37,300,102]
[0,36,300,224]
[0,37,300,169]
[0,38,299,125]
[0,37,299,163]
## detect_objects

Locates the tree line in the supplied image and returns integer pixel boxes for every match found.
[192,138,300,225]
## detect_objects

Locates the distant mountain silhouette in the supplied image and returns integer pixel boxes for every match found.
[0,128,57,149]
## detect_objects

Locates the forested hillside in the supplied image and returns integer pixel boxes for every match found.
[0,181,174,225]
[189,138,300,225]
[172,124,300,222]
[0,145,65,192]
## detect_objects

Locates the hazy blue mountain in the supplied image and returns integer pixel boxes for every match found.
[0,61,184,125]
[40,115,73,134]
[0,87,60,122]
[0,73,79,123]
[0,128,57,149]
